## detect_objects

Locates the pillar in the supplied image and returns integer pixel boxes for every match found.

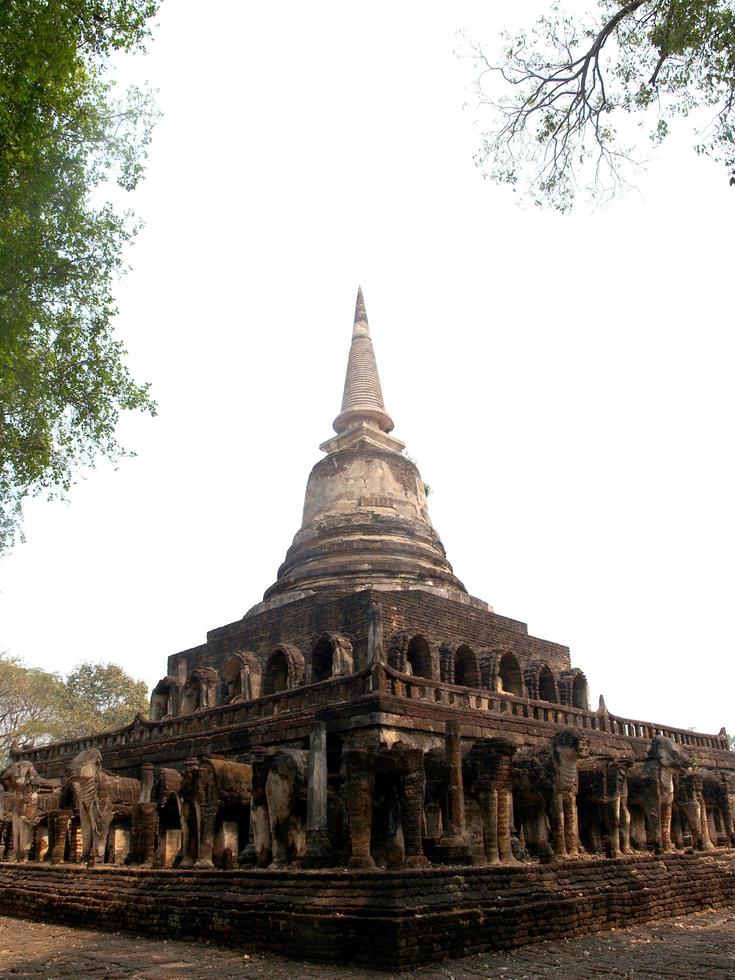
[432,720,472,865]
[398,748,429,869]
[301,721,331,866]
[345,751,375,869]
[139,764,155,804]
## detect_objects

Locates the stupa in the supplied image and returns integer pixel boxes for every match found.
[2,289,733,968]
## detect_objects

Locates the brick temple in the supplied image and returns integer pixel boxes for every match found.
[1,289,734,968]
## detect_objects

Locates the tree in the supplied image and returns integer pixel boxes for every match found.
[0,654,67,763]
[0,1,161,553]
[467,0,735,210]
[0,654,148,765]
[63,661,149,738]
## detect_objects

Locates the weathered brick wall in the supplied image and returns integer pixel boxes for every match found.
[168,591,375,678]
[167,587,571,689]
[375,590,571,673]
[0,852,733,969]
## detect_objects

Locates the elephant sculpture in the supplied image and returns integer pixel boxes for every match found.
[67,749,140,864]
[626,736,691,853]
[0,761,60,861]
[578,755,633,858]
[179,756,251,868]
[513,729,590,859]
[249,748,308,868]
[675,770,714,851]
[701,770,735,846]
[464,737,517,865]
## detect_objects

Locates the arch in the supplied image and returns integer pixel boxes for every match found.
[150,676,180,720]
[405,635,435,680]
[498,652,524,696]
[222,651,261,702]
[538,664,558,703]
[181,667,218,714]
[572,672,589,710]
[558,668,590,710]
[263,643,305,696]
[454,644,479,688]
[310,632,354,684]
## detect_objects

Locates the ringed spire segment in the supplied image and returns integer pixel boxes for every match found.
[320,287,404,455]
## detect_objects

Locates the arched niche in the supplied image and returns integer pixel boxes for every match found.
[497,652,524,697]
[150,676,180,720]
[454,645,479,688]
[405,635,436,680]
[572,671,589,710]
[559,668,590,711]
[310,632,354,684]
[539,664,558,703]
[222,651,261,702]
[181,667,219,714]
[263,643,305,696]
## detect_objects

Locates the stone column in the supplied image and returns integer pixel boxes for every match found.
[139,764,155,804]
[302,721,331,867]
[433,720,472,865]
[345,751,375,869]
[398,748,429,869]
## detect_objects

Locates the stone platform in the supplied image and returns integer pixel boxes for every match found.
[0,851,734,970]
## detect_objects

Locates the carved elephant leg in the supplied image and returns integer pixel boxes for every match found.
[477,787,500,864]
[677,802,699,848]
[94,809,112,864]
[477,789,499,865]
[498,789,517,863]
[251,802,271,867]
[619,797,632,854]
[178,800,198,868]
[549,793,566,858]
[400,766,429,869]
[699,797,714,851]
[345,771,375,870]
[643,795,662,853]
[13,816,33,862]
[660,800,674,852]
[195,803,217,868]
[603,799,621,858]
[78,803,95,863]
[563,792,579,857]
[266,770,294,869]
[50,812,72,864]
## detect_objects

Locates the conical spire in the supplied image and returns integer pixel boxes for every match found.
[333,287,395,436]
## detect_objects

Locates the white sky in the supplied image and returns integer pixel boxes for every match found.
[1,1,733,736]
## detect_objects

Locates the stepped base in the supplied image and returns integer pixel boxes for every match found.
[0,851,733,969]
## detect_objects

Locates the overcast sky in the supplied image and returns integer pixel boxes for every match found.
[1,1,732,736]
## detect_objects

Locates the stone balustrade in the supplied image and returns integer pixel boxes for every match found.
[16,661,729,767]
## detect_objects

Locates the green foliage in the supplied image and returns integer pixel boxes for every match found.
[63,661,149,737]
[0,653,148,764]
[0,1,161,552]
[729,733,735,752]
[466,0,735,209]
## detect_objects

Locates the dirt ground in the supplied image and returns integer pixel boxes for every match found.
[0,907,733,979]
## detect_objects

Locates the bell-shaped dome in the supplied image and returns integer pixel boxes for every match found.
[262,289,467,603]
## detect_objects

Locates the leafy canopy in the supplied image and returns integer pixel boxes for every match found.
[0,653,148,764]
[0,1,161,552]
[466,0,735,210]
